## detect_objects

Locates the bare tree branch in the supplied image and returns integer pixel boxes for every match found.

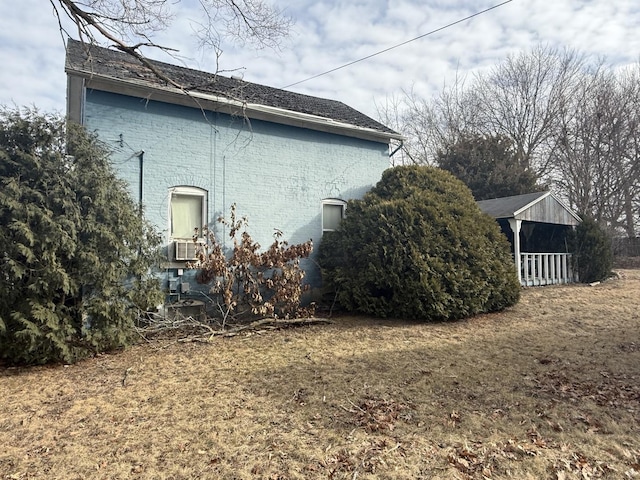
[51,0,292,82]
[383,45,640,236]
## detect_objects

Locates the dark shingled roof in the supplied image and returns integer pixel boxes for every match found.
[65,39,400,137]
[476,191,550,219]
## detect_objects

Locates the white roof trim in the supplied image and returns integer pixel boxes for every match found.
[513,191,551,217]
[513,191,582,223]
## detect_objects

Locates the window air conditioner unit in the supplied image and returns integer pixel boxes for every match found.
[174,240,199,261]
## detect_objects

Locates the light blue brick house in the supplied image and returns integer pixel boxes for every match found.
[64,39,403,298]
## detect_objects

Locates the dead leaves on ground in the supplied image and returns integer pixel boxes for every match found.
[446,436,637,479]
[316,439,407,478]
[551,451,620,479]
[533,369,640,412]
[438,367,640,479]
[445,430,548,479]
[342,396,414,433]
[306,397,413,478]
[333,388,639,479]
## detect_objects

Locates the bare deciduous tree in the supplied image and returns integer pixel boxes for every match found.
[375,75,481,166]
[379,46,586,175]
[50,0,293,87]
[381,45,639,236]
[618,65,640,237]
[467,46,585,177]
[374,93,415,166]
[553,63,640,237]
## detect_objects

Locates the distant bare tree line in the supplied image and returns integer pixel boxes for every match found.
[378,45,640,238]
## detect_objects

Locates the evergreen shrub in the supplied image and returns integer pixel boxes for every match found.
[0,109,162,365]
[569,216,613,283]
[437,134,541,201]
[318,165,520,320]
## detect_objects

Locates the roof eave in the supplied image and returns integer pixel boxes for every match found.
[550,193,583,224]
[512,191,551,217]
[66,68,405,144]
[512,191,582,224]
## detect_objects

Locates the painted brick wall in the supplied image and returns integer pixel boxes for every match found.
[83,89,390,291]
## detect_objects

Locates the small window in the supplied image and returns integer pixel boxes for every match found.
[170,186,207,239]
[322,199,346,233]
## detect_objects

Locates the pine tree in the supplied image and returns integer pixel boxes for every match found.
[437,134,541,200]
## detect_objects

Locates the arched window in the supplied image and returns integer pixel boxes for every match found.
[169,186,207,240]
[322,198,346,233]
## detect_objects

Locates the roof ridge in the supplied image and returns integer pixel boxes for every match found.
[65,38,401,138]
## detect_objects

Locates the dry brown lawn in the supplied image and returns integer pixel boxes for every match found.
[1,270,639,479]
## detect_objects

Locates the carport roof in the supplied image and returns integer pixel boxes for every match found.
[477,191,581,226]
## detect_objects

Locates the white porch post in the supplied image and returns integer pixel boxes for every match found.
[508,218,522,285]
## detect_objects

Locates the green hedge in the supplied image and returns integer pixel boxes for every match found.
[318,166,520,320]
[0,109,162,365]
[569,216,613,283]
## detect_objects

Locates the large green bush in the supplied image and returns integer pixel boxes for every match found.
[569,216,613,283]
[318,165,520,320]
[0,109,163,365]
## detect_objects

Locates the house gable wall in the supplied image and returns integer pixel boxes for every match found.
[514,195,580,226]
[83,89,389,287]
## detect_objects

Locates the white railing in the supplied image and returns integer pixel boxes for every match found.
[520,253,574,287]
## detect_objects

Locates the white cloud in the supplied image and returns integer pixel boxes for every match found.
[1,0,639,121]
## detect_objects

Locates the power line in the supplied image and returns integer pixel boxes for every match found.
[281,0,514,89]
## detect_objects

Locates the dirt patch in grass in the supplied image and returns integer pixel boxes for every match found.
[2,270,639,479]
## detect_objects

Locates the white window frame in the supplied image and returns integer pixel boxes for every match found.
[322,198,347,233]
[169,186,208,241]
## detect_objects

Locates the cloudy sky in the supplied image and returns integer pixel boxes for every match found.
[1,0,639,121]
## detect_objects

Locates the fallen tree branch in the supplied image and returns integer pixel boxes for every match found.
[137,312,332,343]
[180,317,333,341]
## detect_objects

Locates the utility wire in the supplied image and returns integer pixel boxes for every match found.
[281,0,514,89]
